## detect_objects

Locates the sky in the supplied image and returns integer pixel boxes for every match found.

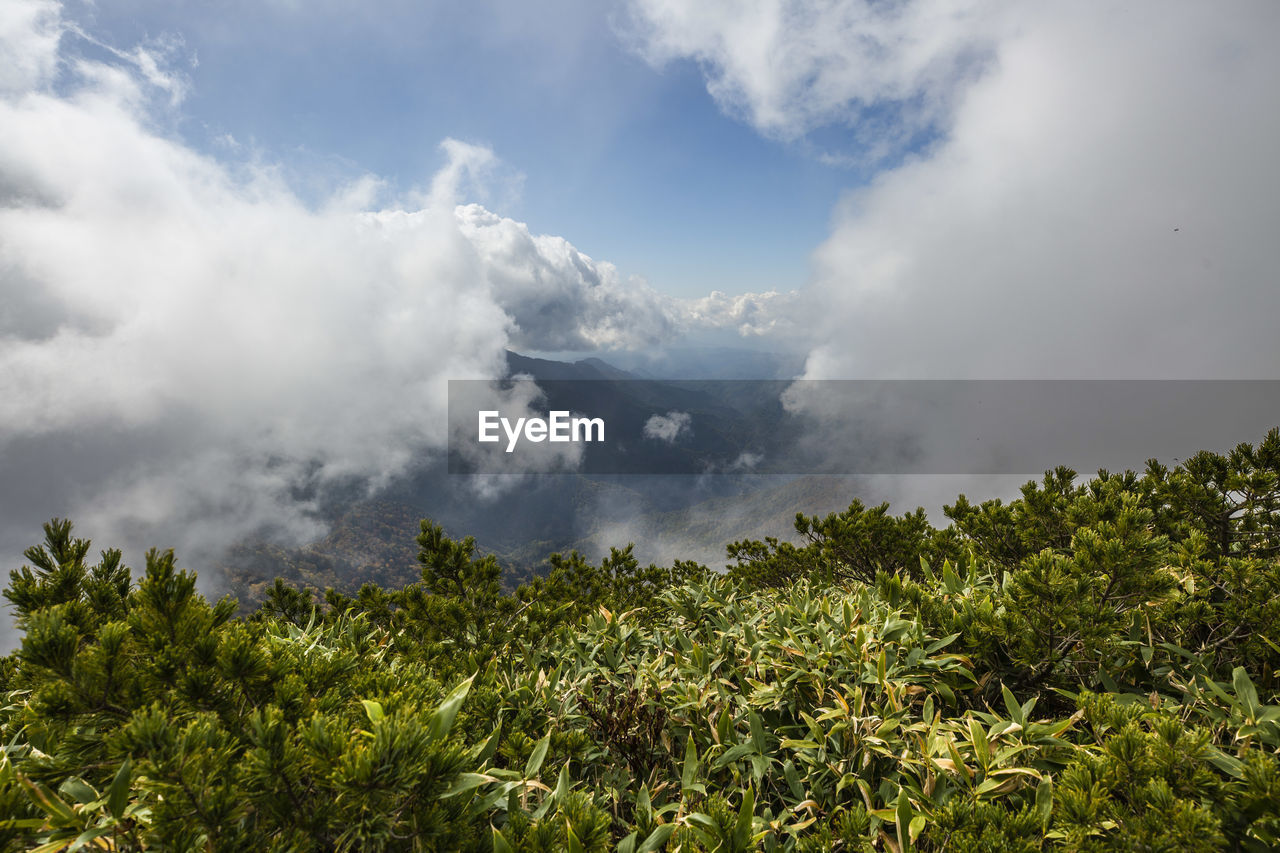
[3,0,1280,593]
[50,0,846,298]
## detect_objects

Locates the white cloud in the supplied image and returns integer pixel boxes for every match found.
[0,2,797,575]
[629,0,1280,531]
[455,206,799,350]
[681,289,800,337]
[800,2,1280,379]
[643,411,691,442]
[0,0,61,94]
[631,1,1280,379]
[623,0,1001,148]
[455,204,679,351]
[0,44,513,561]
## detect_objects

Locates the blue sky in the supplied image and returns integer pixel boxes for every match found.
[61,0,853,298]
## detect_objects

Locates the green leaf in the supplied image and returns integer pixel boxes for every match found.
[1207,747,1245,779]
[636,824,675,853]
[895,789,914,853]
[19,777,76,824]
[533,790,556,822]
[428,673,475,740]
[108,757,132,820]
[68,826,114,853]
[58,777,97,805]
[783,759,804,800]
[713,743,756,769]
[1203,676,1235,705]
[32,841,80,853]
[473,780,521,815]
[525,733,551,779]
[680,732,701,788]
[909,815,926,844]
[779,739,820,750]
[472,723,502,767]
[493,827,515,853]
[717,704,732,745]
[968,718,990,771]
[1035,776,1054,831]
[1097,668,1120,693]
[440,772,498,799]
[360,699,385,724]
[942,562,962,593]
[636,785,652,827]
[1001,684,1024,726]
[735,787,755,848]
[617,831,638,853]
[925,632,960,654]
[566,824,586,853]
[975,777,1008,797]
[988,721,1022,741]
[1233,666,1261,719]
[681,736,701,793]
[553,762,571,802]
[1158,641,1197,661]
[749,710,767,753]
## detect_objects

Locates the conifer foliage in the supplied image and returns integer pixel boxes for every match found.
[2,431,1279,850]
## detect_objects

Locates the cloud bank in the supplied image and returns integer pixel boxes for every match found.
[0,0,791,576]
[624,0,1280,538]
[0,1,507,566]
[627,1,1280,380]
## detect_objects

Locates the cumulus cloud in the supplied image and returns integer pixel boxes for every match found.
[633,1,1280,382]
[629,0,1280,523]
[681,289,800,337]
[643,411,691,443]
[623,0,1000,150]
[0,1,796,584]
[0,15,510,570]
[456,204,679,351]
[454,206,802,351]
[0,0,61,94]
[800,2,1280,380]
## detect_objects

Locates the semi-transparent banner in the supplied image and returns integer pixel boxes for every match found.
[447,379,1280,475]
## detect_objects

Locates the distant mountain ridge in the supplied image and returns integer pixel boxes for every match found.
[591,346,805,380]
[219,350,851,609]
[487,350,794,477]
[504,351,638,381]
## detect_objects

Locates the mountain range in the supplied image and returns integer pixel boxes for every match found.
[218,348,856,608]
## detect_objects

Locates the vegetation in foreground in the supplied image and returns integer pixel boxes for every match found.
[2,430,1280,851]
